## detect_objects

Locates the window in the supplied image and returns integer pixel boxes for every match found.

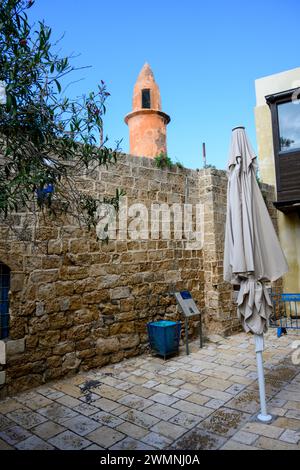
[142,89,151,109]
[0,262,10,339]
[278,101,300,152]
[266,89,300,211]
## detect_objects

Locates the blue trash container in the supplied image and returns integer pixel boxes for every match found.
[147,320,181,359]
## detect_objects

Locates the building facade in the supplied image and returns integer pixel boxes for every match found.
[255,67,300,293]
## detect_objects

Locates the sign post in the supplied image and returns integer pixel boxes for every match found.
[174,291,203,355]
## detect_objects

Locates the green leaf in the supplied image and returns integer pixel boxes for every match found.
[54,79,61,93]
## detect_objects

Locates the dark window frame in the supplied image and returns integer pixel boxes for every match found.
[141,88,151,109]
[0,262,10,339]
[266,88,300,209]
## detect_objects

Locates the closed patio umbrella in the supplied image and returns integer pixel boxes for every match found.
[224,126,288,422]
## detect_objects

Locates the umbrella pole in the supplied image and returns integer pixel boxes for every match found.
[254,334,272,422]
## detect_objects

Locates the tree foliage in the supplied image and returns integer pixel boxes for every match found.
[0,0,121,228]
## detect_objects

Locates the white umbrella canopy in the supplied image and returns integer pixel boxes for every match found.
[224,126,288,421]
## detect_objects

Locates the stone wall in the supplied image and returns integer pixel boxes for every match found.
[0,154,276,397]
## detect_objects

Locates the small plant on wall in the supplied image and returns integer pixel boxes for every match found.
[154,152,184,170]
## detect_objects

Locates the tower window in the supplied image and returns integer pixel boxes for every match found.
[142,89,151,109]
[0,262,10,339]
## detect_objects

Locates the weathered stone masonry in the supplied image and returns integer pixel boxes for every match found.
[0,154,277,398]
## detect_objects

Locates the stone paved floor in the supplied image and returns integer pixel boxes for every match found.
[0,330,300,450]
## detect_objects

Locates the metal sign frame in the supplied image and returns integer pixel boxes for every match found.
[174,290,203,355]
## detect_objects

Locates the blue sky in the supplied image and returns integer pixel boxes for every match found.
[28,0,300,169]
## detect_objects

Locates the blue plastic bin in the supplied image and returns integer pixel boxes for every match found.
[147,320,181,358]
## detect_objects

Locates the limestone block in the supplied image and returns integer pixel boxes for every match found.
[10,273,25,292]
[0,340,6,364]
[62,352,81,372]
[35,302,44,317]
[0,371,6,385]
[6,338,25,356]
[96,337,120,354]
[110,287,131,300]
[119,334,140,349]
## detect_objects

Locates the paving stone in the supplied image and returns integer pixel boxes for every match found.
[84,444,104,450]
[243,422,284,439]
[227,375,254,386]
[68,374,87,386]
[79,393,101,403]
[7,409,47,429]
[269,406,286,417]
[231,430,259,445]
[285,409,300,420]
[0,399,23,414]
[273,416,300,430]
[38,388,65,400]
[200,377,233,391]
[116,372,130,380]
[150,393,178,406]
[168,379,185,386]
[151,420,187,440]
[63,415,101,436]
[172,389,192,399]
[32,421,65,439]
[255,436,299,450]
[116,422,148,440]
[110,436,155,450]
[143,380,160,389]
[48,430,91,450]
[92,411,124,428]
[143,403,179,421]
[220,440,258,450]
[0,438,14,450]
[15,392,53,411]
[86,425,124,448]
[225,383,246,395]
[226,389,260,413]
[205,398,227,409]
[91,398,120,412]
[170,428,226,450]
[118,394,154,411]
[186,393,210,405]
[0,425,31,445]
[182,383,205,393]
[141,431,172,449]
[169,412,202,429]
[0,414,14,432]
[52,383,82,398]
[172,400,212,418]
[115,382,134,391]
[111,405,130,416]
[120,409,160,429]
[128,386,155,399]
[73,402,99,416]
[285,400,300,411]
[38,403,78,424]
[279,429,300,444]
[153,384,178,395]
[201,388,232,402]
[126,375,148,385]
[16,435,55,450]
[94,384,126,401]
[132,369,146,377]
[200,408,250,437]
[56,395,82,408]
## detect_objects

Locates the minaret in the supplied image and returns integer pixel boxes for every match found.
[124,63,170,158]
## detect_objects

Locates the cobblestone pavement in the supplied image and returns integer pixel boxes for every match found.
[0,330,299,450]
